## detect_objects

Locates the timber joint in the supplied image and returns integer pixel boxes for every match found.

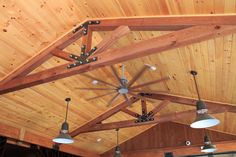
[72,20,100,34]
[135,114,154,123]
[67,46,98,69]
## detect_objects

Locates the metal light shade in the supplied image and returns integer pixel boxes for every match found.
[53,132,74,144]
[190,101,220,128]
[201,143,217,153]
[114,146,122,157]
[53,122,74,144]
[201,135,217,153]
[191,113,220,128]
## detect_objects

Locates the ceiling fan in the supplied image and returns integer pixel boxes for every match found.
[76,64,170,107]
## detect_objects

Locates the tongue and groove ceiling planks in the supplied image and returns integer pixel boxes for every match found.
[0,0,236,156]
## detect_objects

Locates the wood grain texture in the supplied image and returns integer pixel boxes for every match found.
[102,122,236,157]
[0,0,236,155]
[0,122,99,157]
[1,25,236,94]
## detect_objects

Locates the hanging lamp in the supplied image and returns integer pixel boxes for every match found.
[114,129,122,157]
[201,130,217,153]
[53,98,74,144]
[190,70,220,128]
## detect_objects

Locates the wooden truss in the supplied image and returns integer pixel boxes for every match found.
[1,15,236,155]
[69,93,236,136]
[1,15,236,94]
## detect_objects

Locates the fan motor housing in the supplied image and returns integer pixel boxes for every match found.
[118,87,128,94]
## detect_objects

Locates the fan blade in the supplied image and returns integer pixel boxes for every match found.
[110,65,123,85]
[127,65,149,87]
[128,92,155,103]
[130,89,169,94]
[107,93,120,107]
[82,74,118,88]
[123,94,133,106]
[75,87,116,91]
[86,91,117,101]
[130,76,170,90]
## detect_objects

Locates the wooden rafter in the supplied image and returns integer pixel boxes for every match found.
[89,14,236,31]
[148,100,170,117]
[69,97,139,137]
[0,20,87,86]
[0,122,99,157]
[51,49,74,61]
[94,25,130,55]
[1,24,236,94]
[121,108,140,118]
[79,106,226,133]
[142,93,236,113]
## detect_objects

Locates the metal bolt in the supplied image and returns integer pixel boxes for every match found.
[92,47,97,51]
[83,29,87,35]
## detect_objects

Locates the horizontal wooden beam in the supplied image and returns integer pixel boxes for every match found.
[1,25,236,94]
[0,20,86,86]
[0,122,99,157]
[79,107,225,133]
[69,97,139,137]
[142,93,236,113]
[89,14,236,31]
[103,140,236,157]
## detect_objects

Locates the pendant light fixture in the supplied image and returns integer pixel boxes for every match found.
[114,129,121,157]
[190,70,220,128]
[53,98,74,144]
[201,130,217,153]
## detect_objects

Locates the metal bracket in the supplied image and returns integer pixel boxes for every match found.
[67,57,97,69]
[72,20,100,34]
[81,44,86,53]
[135,114,154,123]
[66,46,98,69]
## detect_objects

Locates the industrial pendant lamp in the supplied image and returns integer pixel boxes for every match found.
[190,70,220,128]
[114,129,122,157]
[201,130,217,153]
[53,98,74,144]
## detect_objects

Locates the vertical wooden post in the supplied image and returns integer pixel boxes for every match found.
[82,28,93,53]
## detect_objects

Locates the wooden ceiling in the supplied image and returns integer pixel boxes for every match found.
[0,0,236,156]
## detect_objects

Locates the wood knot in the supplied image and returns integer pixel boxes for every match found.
[215,25,221,29]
